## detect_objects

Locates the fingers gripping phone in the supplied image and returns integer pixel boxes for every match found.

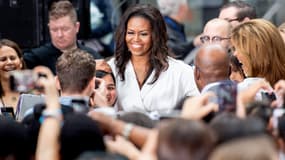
[9,70,46,92]
[202,80,237,113]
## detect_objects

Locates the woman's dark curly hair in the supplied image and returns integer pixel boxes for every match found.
[114,4,169,84]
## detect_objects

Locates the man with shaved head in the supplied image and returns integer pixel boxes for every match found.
[184,18,232,64]
[194,44,231,91]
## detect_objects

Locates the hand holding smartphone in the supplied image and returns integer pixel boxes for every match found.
[9,70,47,92]
[202,80,237,113]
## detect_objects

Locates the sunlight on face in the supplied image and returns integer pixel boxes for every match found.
[125,16,152,57]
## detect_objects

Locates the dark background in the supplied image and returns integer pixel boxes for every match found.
[0,0,91,49]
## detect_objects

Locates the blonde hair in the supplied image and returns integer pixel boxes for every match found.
[49,0,77,23]
[231,19,285,86]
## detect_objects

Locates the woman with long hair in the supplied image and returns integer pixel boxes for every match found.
[0,39,25,112]
[108,4,199,115]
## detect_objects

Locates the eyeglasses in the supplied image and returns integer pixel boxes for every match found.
[200,35,231,43]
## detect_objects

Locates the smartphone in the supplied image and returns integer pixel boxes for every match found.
[1,107,15,119]
[261,92,276,104]
[9,70,45,92]
[202,80,237,113]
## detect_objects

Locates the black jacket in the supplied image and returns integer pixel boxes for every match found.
[23,42,102,75]
[164,16,195,59]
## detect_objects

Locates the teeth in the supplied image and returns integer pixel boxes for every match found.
[5,66,16,71]
[132,44,142,48]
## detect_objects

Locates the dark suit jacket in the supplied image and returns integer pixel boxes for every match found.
[23,42,102,74]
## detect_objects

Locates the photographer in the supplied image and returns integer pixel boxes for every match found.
[22,49,110,158]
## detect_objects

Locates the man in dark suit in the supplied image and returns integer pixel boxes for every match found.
[23,0,102,75]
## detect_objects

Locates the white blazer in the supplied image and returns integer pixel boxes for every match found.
[108,57,199,114]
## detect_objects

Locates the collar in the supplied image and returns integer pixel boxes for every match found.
[60,96,89,106]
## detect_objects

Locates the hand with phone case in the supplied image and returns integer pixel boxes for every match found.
[181,92,218,120]
[202,80,237,113]
[273,80,285,108]
[237,79,272,118]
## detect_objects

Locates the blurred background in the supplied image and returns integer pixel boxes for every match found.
[0,0,284,52]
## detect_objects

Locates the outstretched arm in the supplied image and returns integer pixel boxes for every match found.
[88,111,152,148]
[35,66,61,160]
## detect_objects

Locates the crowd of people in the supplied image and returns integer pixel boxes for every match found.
[0,0,285,160]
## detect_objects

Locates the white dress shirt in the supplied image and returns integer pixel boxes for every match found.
[108,57,199,115]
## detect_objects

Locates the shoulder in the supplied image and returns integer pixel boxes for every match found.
[107,57,117,75]
[107,57,115,66]
[166,57,195,82]
[78,43,102,59]
[167,57,193,71]
[24,43,59,58]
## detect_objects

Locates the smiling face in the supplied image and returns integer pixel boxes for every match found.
[0,46,22,72]
[125,16,152,57]
[102,74,117,106]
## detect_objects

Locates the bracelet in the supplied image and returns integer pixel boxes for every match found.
[122,123,134,140]
[39,109,62,124]
[42,109,62,117]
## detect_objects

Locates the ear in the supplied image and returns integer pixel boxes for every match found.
[194,67,200,80]
[75,22,80,33]
[89,76,96,90]
[19,58,23,69]
[242,17,250,23]
[55,76,61,90]
[85,76,96,95]
[194,67,203,91]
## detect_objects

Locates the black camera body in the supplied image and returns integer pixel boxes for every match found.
[261,92,276,103]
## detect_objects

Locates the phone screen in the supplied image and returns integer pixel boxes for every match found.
[216,82,237,112]
[202,80,237,113]
[9,70,37,92]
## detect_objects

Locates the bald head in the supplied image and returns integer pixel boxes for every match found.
[202,18,232,49]
[194,44,230,91]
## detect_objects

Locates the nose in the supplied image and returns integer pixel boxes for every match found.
[56,29,63,37]
[134,34,140,41]
[106,90,111,96]
[6,58,13,64]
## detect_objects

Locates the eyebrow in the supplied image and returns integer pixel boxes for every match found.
[127,28,150,32]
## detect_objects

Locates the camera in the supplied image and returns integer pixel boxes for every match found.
[9,70,46,92]
[261,92,276,103]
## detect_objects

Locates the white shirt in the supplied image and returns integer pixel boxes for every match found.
[108,57,199,114]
